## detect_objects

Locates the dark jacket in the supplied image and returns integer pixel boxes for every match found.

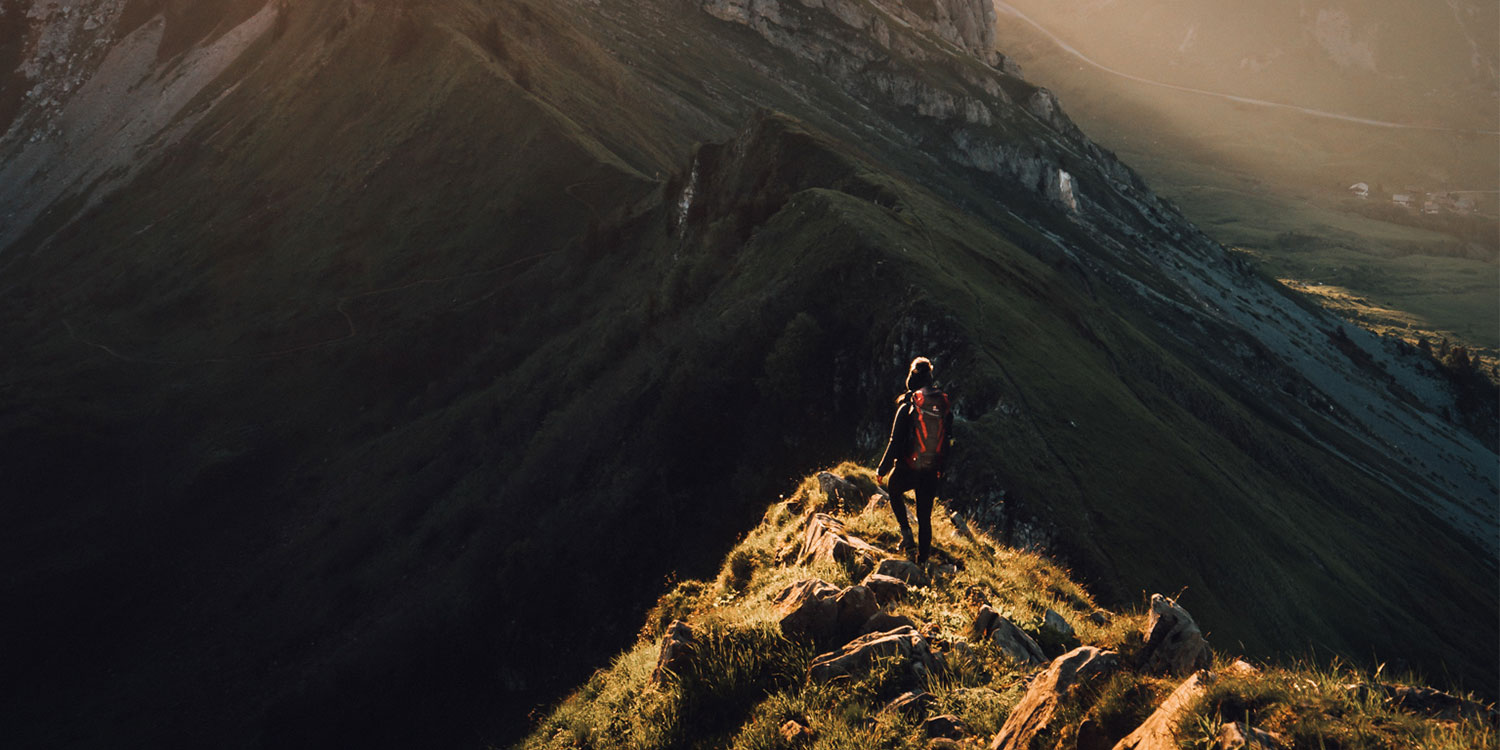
[877,388,954,478]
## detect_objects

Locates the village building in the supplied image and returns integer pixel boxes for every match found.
[1348,182,1370,199]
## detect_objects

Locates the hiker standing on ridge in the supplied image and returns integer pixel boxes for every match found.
[876,357,953,564]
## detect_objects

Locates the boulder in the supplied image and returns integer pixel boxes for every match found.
[650,619,697,684]
[860,572,909,604]
[835,584,880,635]
[885,689,936,720]
[1088,610,1111,627]
[989,646,1119,750]
[861,612,919,636]
[816,471,862,511]
[798,513,883,578]
[1112,670,1213,750]
[1139,594,1211,676]
[876,558,929,586]
[808,626,945,684]
[1042,609,1075,640]
[924,714,970,739]
[776,579,842,641]
[777,578,882,644]
[972,605,1045,665]
[1216,721,1287,749]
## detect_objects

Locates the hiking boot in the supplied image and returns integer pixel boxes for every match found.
[898,527,916,558]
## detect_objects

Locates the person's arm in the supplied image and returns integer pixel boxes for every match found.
[876,403,911,477]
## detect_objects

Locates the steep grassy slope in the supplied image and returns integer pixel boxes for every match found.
[521,466,1497,750]
[0,0,1494,748]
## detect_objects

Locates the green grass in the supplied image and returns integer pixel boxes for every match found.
[1179,655,1498,750]
[1112,137,1500,358]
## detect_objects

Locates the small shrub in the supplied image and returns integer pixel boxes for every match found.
[727,548,756,591]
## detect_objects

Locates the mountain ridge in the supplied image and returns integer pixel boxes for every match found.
[519,464,1497,750]
[0,0,1493,747]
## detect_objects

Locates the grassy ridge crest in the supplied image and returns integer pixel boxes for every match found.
[519,464,1495,750]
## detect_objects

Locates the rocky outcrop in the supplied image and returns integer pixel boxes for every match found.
[797,513,883,578]
[651,619,697,684]
[702,0,996,64]
[776,578,878,643]
[990,646,1120,750]
[860,572,909,604]
[816,471,863,511]
[1139,594,1211,676]
[972,605,1046,665]
[1042,609,1075,641]
[861,611,919,636]
[808,625,945,683]
[885,689,936,719]
[836,584,880,635]
[875,558,928,585]
[1112,670,1213,750]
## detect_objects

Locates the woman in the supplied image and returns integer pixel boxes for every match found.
[876,356,953,564]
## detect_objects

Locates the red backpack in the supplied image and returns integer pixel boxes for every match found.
[904,387,949,471]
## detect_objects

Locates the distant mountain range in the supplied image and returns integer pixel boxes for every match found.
[0,1,1494,748]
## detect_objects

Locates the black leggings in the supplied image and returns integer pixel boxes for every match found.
[888,467,939,560]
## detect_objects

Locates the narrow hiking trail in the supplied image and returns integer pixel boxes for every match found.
[994,1,1500,136]
[61,249,558,366]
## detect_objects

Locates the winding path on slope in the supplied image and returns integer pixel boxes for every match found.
[993,1,1500,136]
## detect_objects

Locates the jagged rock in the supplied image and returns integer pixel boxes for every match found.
[1225,659,1259,677]
[808,625,944,684]
[776,579,842,640]
[1139,594,1211,676]
[798,513,883,578]
[861,611,918,636]
[651,619,697,684]
[835,584,879,635]
[885,689,936,719]
[1112,670,1213,750]
[972,605,1045,665]
[816,471,861,511]
[1042,609,1074,640]
[780,718,815,745]
[776,578,881,644]
[989,646,1120,750]
[876,558,928,585]
[860,572,909,604]
[1216,721,1287,749]
[924,714,970,739]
